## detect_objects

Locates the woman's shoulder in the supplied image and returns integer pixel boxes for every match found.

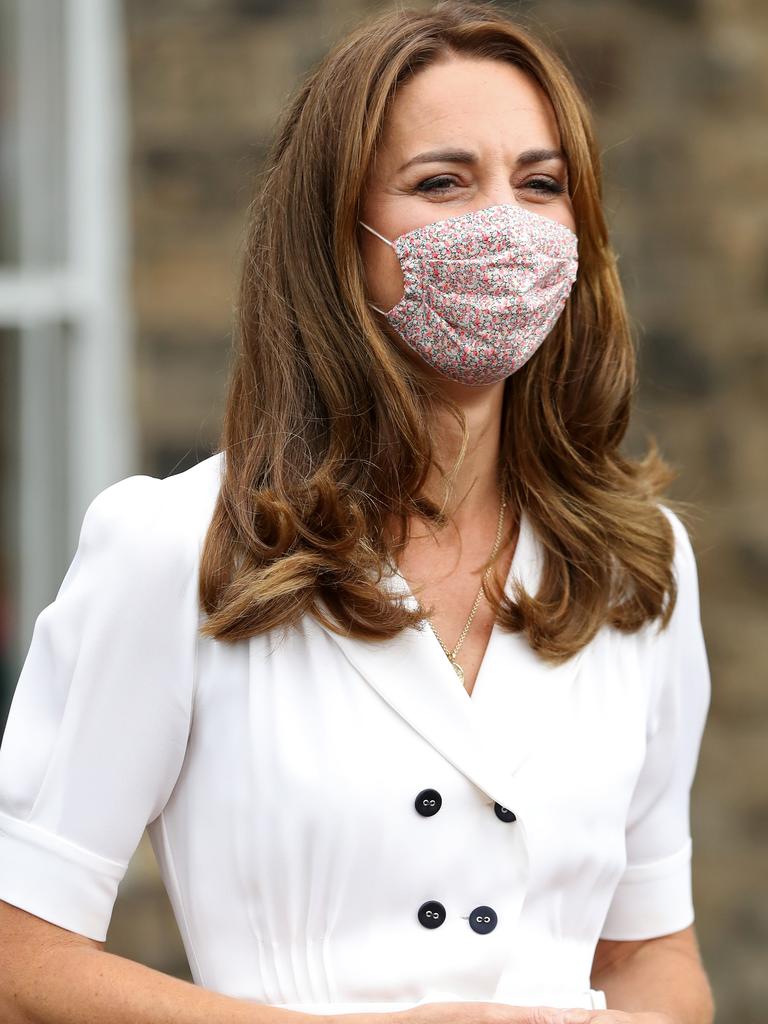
[77,450,224,576]
[657,502,694,550]
[648,502,706,673]
[656,502,700,594]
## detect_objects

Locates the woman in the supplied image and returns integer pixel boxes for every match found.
[0,2,714,1023]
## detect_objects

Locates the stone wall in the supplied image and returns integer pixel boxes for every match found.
[112,1,768,1020]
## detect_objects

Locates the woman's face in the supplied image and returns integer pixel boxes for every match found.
[358,54,576,358]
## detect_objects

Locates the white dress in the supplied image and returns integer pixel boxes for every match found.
[0,451,711,1014]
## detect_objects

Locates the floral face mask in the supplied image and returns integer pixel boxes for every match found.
[359,203,579,386]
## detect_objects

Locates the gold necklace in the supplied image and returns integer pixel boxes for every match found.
[425,495,507,686]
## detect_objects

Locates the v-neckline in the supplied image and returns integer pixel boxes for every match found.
[383,509,532,703]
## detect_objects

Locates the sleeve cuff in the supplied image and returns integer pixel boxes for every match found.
[599,837,694,941]
[0,810,126,942]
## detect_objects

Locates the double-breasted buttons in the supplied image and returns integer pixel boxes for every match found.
[418,900,445,928]
[468,905,498,934]
[415,788,442,816]
[416,792,506,935]
[494,801,517,822]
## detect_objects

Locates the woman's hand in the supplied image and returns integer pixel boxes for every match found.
[388,1001,677,1024]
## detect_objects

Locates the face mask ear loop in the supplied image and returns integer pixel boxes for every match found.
[359,221,394,316]
[359,220,395,248]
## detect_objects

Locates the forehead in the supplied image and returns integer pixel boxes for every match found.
[378,56,561,168]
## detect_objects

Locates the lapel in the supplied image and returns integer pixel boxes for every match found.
[315,508,587,833]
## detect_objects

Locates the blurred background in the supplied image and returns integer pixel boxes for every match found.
[0,0,765,1021]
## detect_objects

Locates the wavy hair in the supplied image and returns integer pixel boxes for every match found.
[198,0,688,663]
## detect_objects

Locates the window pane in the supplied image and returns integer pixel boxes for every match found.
[0,0,19,264]
[0,326,20,730]
[0,321,72,738]
[0,0,69,269]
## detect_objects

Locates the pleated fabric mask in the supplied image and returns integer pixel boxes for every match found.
[359,203,579,386]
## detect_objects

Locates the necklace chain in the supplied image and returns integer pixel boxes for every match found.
[424,495,507,685]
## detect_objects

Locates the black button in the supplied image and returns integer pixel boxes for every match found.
[418,900,445,929]
[494,802,517,822]
[468,905,497,934]
[415,789,442,816]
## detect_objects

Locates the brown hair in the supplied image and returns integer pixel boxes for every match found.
[198,0,689,664]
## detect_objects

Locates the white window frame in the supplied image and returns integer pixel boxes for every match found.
[0,0,136,669]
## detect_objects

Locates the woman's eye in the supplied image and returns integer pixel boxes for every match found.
[416,175,457,193]
[525,177,567,195]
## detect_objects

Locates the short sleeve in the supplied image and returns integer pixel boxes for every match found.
[599,506,711,940]
[0,473,200,942]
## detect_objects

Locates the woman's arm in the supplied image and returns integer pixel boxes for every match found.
[0,901,326,1024]
[590,926,715,1024]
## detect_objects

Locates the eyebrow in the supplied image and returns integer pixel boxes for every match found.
[397,147,566,173]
